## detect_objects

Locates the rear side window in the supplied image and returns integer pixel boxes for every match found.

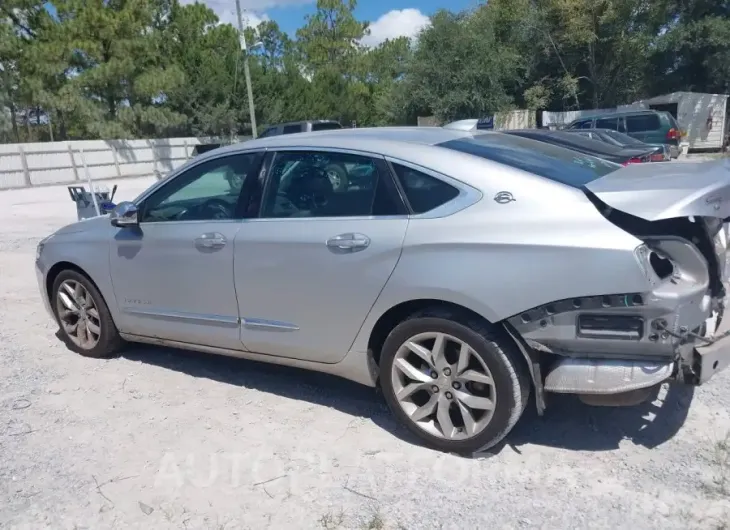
[626,114,660,132]
[579,120,593,129]
[391,163,460,214]
[568,120,588,129]
[311,122,342,132]
[282,124,302,134]
[438,133,619,189]
[596,117,619,130]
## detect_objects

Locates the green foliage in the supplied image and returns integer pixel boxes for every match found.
[0,0,727,142]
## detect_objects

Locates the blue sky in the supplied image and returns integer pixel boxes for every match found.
[194,0,482,46]
[45,1,481,47]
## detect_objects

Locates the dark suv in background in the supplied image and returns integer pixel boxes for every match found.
[567,110,682,159]
[258,120,342,138]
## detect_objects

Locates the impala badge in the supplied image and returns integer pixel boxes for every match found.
[494,191,516,204]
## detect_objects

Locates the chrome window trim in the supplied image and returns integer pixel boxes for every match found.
[384,156,483,219]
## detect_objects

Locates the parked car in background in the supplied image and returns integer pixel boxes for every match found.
[567,110,682,159]
[564,129,670,161]
[36,127,730,454]
[258,120,342,138]
[505,129,658,165]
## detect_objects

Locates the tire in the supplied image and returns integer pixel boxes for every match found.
[380,309,530,454]
[51,269,123,358]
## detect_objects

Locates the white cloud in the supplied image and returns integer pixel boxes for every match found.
[361,8,431,48]
[181,0,310,27]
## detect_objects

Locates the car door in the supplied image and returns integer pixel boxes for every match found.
[233,148,409,363]
[110,151,264,350]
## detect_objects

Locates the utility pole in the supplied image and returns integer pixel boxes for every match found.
[235,0,258,139]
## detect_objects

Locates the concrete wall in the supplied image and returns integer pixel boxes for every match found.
[0,137,213,190]
[541,108,618,128]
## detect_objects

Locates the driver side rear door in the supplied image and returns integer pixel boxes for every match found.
[109,152,263,350]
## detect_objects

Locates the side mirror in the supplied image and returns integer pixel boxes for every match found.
[110,202,139,227]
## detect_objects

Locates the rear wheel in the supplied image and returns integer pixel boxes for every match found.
[380,311,529,454]
[52,270,123,358]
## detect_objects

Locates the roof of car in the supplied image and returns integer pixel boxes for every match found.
[198,127,476,160]
[573,109,661,122]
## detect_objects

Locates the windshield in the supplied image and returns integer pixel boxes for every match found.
[438,133,619,189]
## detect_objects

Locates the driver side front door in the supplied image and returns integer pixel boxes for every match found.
[109,152,263,350]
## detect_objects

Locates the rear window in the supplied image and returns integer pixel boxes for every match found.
[438,133,619,189]
[626,114,660,132]
[311,122,342,132]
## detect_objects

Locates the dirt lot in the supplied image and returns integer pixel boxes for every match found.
[2,177,730,529]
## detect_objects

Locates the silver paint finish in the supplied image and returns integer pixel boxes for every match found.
[586,158,730,221]
[34,127,730,392]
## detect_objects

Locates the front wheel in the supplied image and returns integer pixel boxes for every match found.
[380,312,529,454]
[52,270,123,358]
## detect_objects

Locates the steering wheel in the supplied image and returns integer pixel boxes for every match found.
[199,198,233,219]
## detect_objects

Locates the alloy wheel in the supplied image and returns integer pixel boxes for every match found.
[56,280,101,350]
[391,332,496,441]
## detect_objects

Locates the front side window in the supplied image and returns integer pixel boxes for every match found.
[141,153,262,222]
[579,120,594,129]
[390,163,460,214]
[260,151,403,218]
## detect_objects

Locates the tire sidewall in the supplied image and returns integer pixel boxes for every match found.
[380,316,523,454]
[51,270,116,358]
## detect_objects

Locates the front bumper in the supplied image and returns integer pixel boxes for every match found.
[36,261,55,321]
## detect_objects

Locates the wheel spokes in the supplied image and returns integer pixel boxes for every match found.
[404,340,435,369]
[455,390,494,411]
[436,396,456,439]
[458,369,493,385]
[57,280,101,350]
[391,331,497,442]
[394,358,432,383]
[410,394,438,422]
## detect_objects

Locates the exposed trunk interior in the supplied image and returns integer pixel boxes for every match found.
[585,190,727,298]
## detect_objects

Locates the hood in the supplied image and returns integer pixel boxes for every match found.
[585,158,730,221]
[54,213,110,236]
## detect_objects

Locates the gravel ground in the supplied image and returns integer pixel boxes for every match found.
[1,177,730,530]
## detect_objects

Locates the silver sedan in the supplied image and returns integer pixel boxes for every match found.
[35,127,730,453]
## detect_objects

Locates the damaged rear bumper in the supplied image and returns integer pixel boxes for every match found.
[534,301,730,397]
[691,313,730,384]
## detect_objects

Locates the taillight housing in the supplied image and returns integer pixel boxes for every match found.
[667,128,680,141]
[650,153,664,162]
[622,157,644,166]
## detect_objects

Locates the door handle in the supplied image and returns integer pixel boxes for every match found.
[326,233,370,253]
[195,232,227,249]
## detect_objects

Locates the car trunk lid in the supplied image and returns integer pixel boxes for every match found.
[584,158,730,222]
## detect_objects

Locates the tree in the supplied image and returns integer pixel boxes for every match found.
[650,0,730,95]
[403,8,522,122]
[29,0,186,139]
[160,1,242,137]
